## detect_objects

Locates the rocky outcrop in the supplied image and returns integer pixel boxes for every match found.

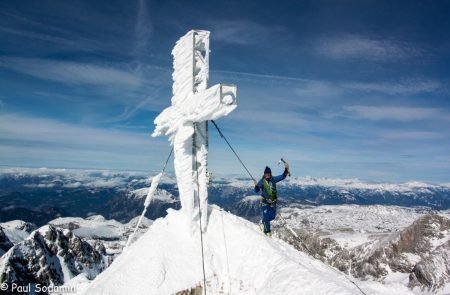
[0,225,108,294]
[273,221,343,262]
[330,215,450,280]
[409,241,450,292]
[176,285,203,295]
[276,214,450,293]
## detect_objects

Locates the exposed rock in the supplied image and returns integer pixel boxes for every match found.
[176,285,203,295]
[0,224,108,294]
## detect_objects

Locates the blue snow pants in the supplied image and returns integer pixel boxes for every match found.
[261,204,276,233]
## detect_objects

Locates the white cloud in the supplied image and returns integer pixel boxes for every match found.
[318,35,426,62]
[340,105,443,121]
[0,114,153,149]
[0,113,168,170]
[0,57,142,87]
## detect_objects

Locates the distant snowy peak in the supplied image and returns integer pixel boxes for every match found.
[129,187,177,203]
[1,166,447,193]
[49,215,153,241]
[0,220,37,245]
[212,175,450,195]
[50,216,124,241]
[283,176,449,192]
[48,215,152,256]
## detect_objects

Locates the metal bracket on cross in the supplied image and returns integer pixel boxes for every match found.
[152,30,237,232]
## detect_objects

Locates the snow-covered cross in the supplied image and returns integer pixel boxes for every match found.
[152,30,237,231]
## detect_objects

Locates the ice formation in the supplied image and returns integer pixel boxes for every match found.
[125,172,162,248]
[152,30,237,231]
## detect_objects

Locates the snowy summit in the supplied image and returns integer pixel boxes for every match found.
[86,206,391,294]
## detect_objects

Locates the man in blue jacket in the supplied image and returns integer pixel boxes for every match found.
[254,163,289,236]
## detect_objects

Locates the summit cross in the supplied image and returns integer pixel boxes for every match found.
[152,30,237,231]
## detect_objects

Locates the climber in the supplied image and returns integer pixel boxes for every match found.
[254,163,289,236]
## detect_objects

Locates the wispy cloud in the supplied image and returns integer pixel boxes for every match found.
[0,57,142,87]
[228,109,309,129]
[318,35,427,62]
[0,11,74,36]
[134,0,153,57]
[214,69,309,83]
[343,79,441,95]
[340,105,443,121]
[381,131,444,141]
[0,11,102,53]
[215,70,441,98]
[209,20,285,45]
[294,80,343,98]
[0,26,86,49]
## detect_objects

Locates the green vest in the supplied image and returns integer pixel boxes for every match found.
[262,177,277,203]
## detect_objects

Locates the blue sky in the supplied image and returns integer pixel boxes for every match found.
[0,0,449,182]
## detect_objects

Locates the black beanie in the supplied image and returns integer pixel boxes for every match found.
[264,166,272,174]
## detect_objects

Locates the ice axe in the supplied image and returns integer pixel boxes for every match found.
[278,158,291,177]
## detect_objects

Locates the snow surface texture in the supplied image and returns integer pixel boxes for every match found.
[85,206,412,295]
[152,30,237,231]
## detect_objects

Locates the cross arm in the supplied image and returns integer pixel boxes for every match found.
[152,84,237,139]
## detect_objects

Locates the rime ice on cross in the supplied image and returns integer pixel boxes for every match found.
[152,30,237,231]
